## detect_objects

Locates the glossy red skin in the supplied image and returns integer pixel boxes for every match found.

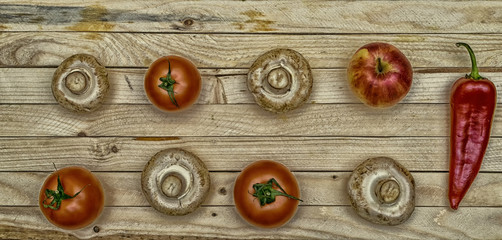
[449,77,496,210]
[39,166,105,230]
[347,42,413,108]
[144,56,201,112]
[233,160,301,228]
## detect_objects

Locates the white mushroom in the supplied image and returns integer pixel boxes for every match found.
[247,48,313,113]
[347,157,415,225]
[52,54,109,113]
[141,148,210,216]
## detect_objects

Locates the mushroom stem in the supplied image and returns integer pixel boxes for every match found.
[161,175,183,198]
[267,68,290,90]
[376,179,400,204]
[65,71,89,95]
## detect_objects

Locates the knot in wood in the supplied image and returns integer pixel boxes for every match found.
[183,18,194,26]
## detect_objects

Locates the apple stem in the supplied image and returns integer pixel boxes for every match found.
[377,58,383,73]
[456,42,483,80]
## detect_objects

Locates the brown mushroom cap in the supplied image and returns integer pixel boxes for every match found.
[347,157,415,225]
[247,48,313,113]
[141,148,210,216]
[52,54,109,113]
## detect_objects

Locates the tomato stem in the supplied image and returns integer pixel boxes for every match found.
[251,178,302,206]
[43,169,90,210]
[158,60,180,108]
[456,42,484,80]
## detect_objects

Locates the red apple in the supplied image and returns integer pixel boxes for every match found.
[347,42,413,108]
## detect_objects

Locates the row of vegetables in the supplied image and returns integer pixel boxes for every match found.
[40,42,495,231]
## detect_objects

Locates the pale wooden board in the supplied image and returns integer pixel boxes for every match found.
[3,68,502,105]
[0,104,454,137]
[1,137,502,172]
[2,171,501,208]
[1,1,502,34]
[6,103,502,137]
[2,32,502,68]
[1,206,501,239]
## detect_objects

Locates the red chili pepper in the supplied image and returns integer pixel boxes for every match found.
[449,42,497,210]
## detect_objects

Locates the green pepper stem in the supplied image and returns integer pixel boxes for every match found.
[456,42,483,80]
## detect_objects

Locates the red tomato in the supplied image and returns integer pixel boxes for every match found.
[233,160,301,228]
[39,166,105,230]
[144,56,202,112]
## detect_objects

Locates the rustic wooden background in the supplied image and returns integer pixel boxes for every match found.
[1,0,502,239]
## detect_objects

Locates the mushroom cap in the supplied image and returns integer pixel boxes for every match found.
[141,148,211,216]
[247,48,313,113]
[52,54,109,113]
[347,157,415,225]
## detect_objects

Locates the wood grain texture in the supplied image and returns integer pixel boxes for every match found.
[2,0,502,239]
[0,225,210,240]
[1,137,502,172]
[0,104,457,137]
[1,1,502,34]
[1,206,501,239]
[2,32,502,68]
[1,171,501,207]
[3,68,502,105]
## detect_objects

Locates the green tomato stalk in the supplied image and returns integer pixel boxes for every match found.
[252,178,303,206]
[158,60,180,108]
[42,164,89,210]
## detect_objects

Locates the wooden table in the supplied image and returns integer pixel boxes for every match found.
[1,1,502,239]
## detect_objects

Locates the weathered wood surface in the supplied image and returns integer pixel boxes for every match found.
[1,137,502,172]
[2,0,502,239]
[0,104,462,137]
[6,103,502,137]
[1,207,502,239]
[1,1,502,34]
[2,32,502,68]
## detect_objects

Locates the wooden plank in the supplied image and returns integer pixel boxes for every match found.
[1,172,501,208]
[0,104,454,137]
[1,1,502,34]
[1,137,501,172]
[3,68,502,105]
[0,206,501,239]
[2,32,502,68]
